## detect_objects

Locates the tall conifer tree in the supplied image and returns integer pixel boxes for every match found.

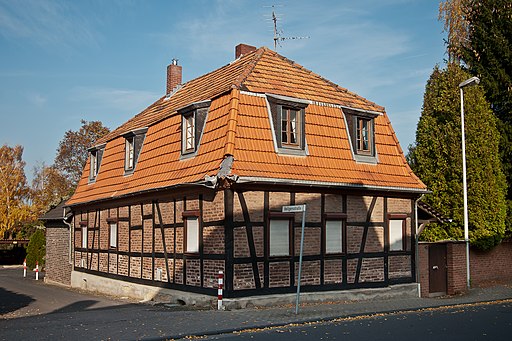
[460,0,512,234]
[410,64,506,250]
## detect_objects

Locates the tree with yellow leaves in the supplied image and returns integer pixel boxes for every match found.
[439,0,470,62]
[0,144,33,239]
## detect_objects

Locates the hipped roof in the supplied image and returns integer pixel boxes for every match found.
[67,47,426,207]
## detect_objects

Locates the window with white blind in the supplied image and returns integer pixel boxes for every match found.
[82,225,87,248]
[269,219,290,257]
[389,219,405,251]
[325,219,344,254]
[185,216,200,253]
[109,222,117,248]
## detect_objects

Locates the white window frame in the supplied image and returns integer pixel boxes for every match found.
[389,218,405,251]
[89,151,98,179]
[325,219,344,254]
[281,106,301,147]
[125,136,134,170]
[269,218,291,257]
[109,222,117,248]
[185,215,199,253]
[182,112,195,154]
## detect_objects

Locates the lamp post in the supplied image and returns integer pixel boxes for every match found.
[459,76,480,289]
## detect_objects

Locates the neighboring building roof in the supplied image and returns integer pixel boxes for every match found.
[67,46,427,207]
[417,201,452,224]
[39,200,67,222]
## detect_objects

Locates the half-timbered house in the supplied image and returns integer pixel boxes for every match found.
[65,44,428,302]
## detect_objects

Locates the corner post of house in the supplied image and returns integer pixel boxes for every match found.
[224,188,234,295]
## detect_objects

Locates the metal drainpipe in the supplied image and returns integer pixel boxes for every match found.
[63,208,73,265]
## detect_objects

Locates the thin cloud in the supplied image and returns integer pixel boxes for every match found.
[27,93,47,107]
[0,0,100,49]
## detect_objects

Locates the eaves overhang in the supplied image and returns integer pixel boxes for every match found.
[65,179,217,209]
[235,176,430,195]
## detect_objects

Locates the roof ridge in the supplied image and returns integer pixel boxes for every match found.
[223,88,240,157]
[232,47,267,90]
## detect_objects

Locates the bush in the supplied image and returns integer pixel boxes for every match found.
[26,229,45,269]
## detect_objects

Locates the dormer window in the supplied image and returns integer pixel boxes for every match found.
[267,94,308,155]
[356,117,372,155]
[88,145,105,183]
[344,108,378,163]
[122,127,147,175]
[125,136,134,170]
[281,107,301,147]
[178,100,211,158]
[183,113,195,153]
[90,151,98,178]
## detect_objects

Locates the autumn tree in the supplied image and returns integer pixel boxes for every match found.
[0,145,33,239]
[439,0,470,61]
[410,64,507,250]
[54,120,110,190]
[31,163,71,217]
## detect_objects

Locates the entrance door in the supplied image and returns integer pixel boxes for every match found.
[428,244,447,295]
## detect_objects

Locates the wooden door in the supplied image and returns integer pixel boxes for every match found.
[428,244,447,295]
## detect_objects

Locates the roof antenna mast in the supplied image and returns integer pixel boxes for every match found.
[271,5,309,50]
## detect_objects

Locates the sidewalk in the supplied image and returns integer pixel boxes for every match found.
[144,284,512,340]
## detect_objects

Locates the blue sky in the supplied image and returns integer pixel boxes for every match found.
[0,0,446,180]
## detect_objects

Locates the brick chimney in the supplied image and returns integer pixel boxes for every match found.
[235,44,257,59]
[166,59,182,94]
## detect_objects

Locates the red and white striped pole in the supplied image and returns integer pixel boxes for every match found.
[23,258,27,278]
[217,270,224,310]
[35,261,39,281]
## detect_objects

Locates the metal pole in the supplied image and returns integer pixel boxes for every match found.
[460,87,470,289]
[295,204,306,314]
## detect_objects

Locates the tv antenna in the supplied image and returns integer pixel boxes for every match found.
[270,5,309,50]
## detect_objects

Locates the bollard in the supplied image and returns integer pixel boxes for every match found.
[217,271,224,310]
[35,261,39,281]
[23,258,27,278]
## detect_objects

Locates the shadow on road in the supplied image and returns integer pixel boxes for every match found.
[0,287,34,315]
[49,300,100,314]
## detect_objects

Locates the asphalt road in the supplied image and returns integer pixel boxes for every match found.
[0,267,127,318]
[2,266,512,340]
[207,302,512,340]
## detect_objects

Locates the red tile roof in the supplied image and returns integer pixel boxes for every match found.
[67,47,426,206]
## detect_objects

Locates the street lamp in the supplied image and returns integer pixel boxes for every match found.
[459,76,480,289]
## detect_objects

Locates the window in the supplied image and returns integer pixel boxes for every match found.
[178,100,210,156]
[389,218,405,251]
[269,218,291,257]
[267,94,308,155]
[82,225,87,248]
[325,219,344,254]
[356,117,372,154]
[344,109,378,163]
[90,151,98,179]
[183,113,195,153]
[88,145,104,182]
[184,213,200,253]
[125,136,134,170]
[109,222,117,248]
[281,107,300,146]
[122,128,147,174]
